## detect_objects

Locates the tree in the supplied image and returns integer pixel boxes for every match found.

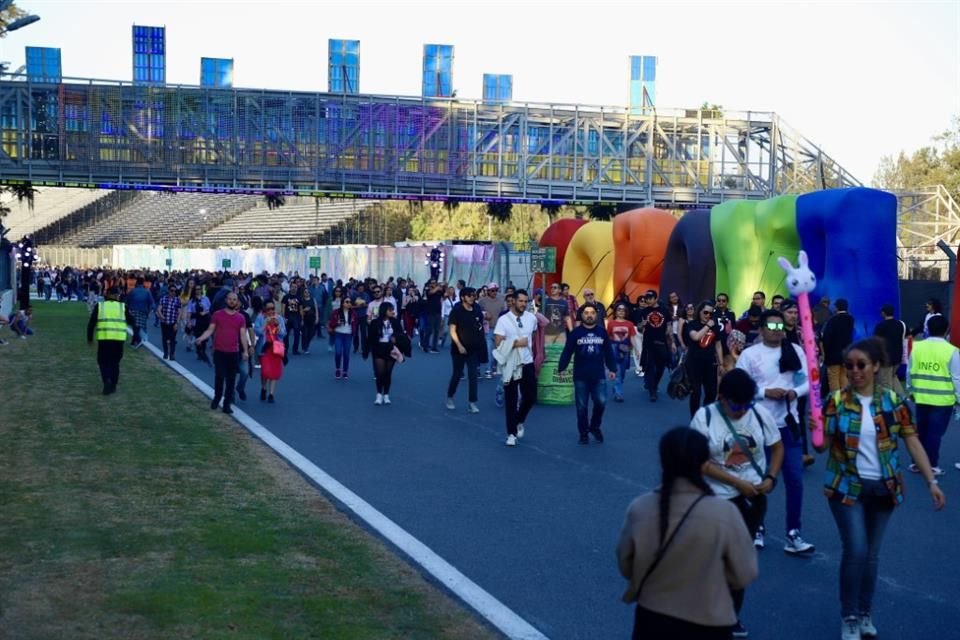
[486,201,512,223]
[0,2,27,36]
[874,117,960,199]
[540,202,562,221]
[587,202,616,221]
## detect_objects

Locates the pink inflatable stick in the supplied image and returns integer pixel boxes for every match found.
[777,251,824,447]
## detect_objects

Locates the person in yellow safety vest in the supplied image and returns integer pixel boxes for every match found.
[87,286,133,395]
[907,314,960,476]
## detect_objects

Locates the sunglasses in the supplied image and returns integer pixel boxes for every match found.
[765,322,784,331]
[727,399,755,413]
[844,360,870,371]
[717,298,728,303]
[516,317,523,328]
[702,310,714,316]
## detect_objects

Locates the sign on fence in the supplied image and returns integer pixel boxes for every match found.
[221,258,231,270]
[309,256,322,270]
[530,246,557,274]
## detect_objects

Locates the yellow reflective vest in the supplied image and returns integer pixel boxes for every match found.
[96,300,128,342]
[909,338,959,407]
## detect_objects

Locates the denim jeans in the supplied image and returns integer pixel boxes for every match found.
[574,378,608,436]
[915,403,953,467]
[612,348,631,398]
[334,332,352,373]
[484,332,498,374]
[828,492,893,618]
[779,425,805,532]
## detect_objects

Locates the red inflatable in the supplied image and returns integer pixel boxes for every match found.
[535,218,588,290]
[613,208,677,302]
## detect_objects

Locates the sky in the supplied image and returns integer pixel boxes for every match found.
[6,0,959,183]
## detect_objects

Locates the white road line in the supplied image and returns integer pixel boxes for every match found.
[140,339,550,640]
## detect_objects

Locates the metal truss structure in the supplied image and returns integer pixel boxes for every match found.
[895,185,960,279]
[0,75,861,207]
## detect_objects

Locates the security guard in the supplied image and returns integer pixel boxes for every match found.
[907,314,960,475]
[87,286,131,395]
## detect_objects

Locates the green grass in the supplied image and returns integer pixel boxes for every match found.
[0,302,498,640]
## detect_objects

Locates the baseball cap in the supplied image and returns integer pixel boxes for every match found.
[487,282,499,290]
[645,289,658,298]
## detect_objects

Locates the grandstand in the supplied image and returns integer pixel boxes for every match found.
[2,188,113,241]
[193,198,377,247]
[53,192,258,247]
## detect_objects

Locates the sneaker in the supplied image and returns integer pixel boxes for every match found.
[784,529,816,555]
[590,428,604,443]
[649,389,658,402]
[485,371,493,379]
[267,394,275,404]
[578,434,589,445]
[446,398,456,410]
[932,466,945,476]
[505,434,517,447]
[374,393,384,405]
[260,389,267,401]
[614,395,624,403]
[301,350,310,355]
[210,399,220,410]
[430,349,440,354]
[222,406,233,415]
[342,372,349,380]
[841,616,860,640]
[803,454,816,467]
[732,620,748,638]
[754,528,765,550]
[955,462,960,471]
[517,423,525,439]
[908,463,920,473]
[859,614,878,638]
[468,402,480,414]
[335,370,342,379]
[383,395,391,405]
[236,389,246,402]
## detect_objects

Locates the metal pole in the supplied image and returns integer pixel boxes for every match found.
[937,241,956,311]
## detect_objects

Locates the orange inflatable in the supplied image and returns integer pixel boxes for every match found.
[612,208,677,302]
[535,218,588,290]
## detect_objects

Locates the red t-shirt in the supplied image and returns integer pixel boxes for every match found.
[606,319,637,344]
[211,309,246,353]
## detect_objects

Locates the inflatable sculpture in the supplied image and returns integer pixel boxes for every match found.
[660,210,716,306]
[612,208,677,303]
[562,221,615,304]
[534,218,587,290]
[778,250,824,447]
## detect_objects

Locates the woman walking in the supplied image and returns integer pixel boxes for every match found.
[617,426,758,640]
[326,286,345,352]
[300,287,319,355]
[683,300,723,416]
[607,303,639,402]
[255,301,287,403]
[328,297,359,379]
[821,337,945,640]
[364,302,411,405]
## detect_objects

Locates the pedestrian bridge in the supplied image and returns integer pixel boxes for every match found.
[0,74,860,207]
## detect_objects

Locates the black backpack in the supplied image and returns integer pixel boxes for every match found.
[666,363,691,399]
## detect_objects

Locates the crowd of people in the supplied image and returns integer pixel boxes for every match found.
[13,262,957,640]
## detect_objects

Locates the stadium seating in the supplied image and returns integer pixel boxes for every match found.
[3,188,113,240]
[56,192,258,247]
[193,198,376,247]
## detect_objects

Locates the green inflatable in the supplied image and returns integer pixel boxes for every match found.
[538,342,575,405]
[710,194,801,315]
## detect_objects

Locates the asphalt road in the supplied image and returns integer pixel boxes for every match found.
[166,331,960,640]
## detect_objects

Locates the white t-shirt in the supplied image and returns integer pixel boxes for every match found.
[494,311,537,365]
[855,394,882,480]
[691,403,782,500]
[736,342,809,427]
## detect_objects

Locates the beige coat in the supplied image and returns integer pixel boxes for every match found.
[616,479,758,627]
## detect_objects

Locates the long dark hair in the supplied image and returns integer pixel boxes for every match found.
[658,427,713,546]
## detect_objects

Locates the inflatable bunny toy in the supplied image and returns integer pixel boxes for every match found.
[778,250,823,447]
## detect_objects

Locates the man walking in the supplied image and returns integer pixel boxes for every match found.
[638,290,673,402]
[874,303,908,396]
[558,302,617,444]
[479,283,505,378]
[737,309,815,555]
[87,286,131,395]
[908,315,960,476]
[126,277,154,347]
[423,280,443,353]
[820,298,855,392]
[195,292,250,415]
[493,289,538,447]
[156,284,182,361]
[446,287,486,413]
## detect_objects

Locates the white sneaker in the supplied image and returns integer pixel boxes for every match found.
[374,394,384,405]
[517,423,525,439]
[505,434,517,447]
[446,398,456,410]
[753,528,765,550]
[784,529,815,555]
[859,614,878,638]
[383,395,391,405]
[468,402,479,414]
[841,616,860,640]
[955,462,960,471]
[932,466,945,476]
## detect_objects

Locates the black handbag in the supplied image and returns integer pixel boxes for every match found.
[667,357,692,399]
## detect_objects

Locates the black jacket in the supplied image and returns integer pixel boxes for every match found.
[364,317,412,359]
